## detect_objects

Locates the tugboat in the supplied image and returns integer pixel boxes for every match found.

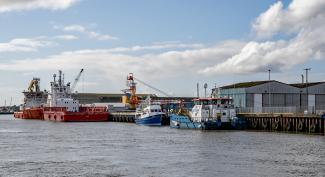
[135,97,165,126]
[14,78,48,119]
[43,70,109,122]
[170,98,246,130]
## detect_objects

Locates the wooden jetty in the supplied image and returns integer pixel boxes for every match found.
[109,111,170,125]
[240,113,325,135]
[109,112,136,123]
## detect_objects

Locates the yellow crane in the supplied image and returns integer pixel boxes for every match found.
[122,73,139,109]
[121,73,171,109]
[27,78,40,92]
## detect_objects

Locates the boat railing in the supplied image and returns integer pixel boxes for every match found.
[79,106,107,113]
[43,107,67,112]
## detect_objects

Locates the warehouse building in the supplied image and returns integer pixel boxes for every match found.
[212,80,325,114]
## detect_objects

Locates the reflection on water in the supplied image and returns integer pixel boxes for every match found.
[0,115,324,177]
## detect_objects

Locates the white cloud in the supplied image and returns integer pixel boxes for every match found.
[88,31,119,41]
[0,0,79,13]
[253,0,325,38]
[54,35,78,40]
[200,0,325,75]
[0,40,244,81]
[0,37,54,52]
[59,24,119,41]
[62,25,85,33]
[105,41,205,53]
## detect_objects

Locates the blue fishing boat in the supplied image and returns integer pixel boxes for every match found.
[135,99,164,126]
[170,98,246,130]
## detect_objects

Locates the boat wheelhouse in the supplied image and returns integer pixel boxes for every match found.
[191,98,236,124]
[170,97,243,130]
[135,97,165,126]
[43,70,108,122]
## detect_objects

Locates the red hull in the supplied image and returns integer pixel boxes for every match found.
[43,107,108,122]
[14,108,44,120]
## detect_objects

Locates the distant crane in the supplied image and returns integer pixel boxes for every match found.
[122,73,172,109]
[133,77,172,97]
[70,69,84,93]
[122,73,139,109]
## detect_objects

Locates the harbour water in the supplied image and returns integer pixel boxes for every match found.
[0,115,324,177]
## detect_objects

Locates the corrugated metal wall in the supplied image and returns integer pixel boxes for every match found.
[262,93,300,107]
[254,94,262,112]
[219,88,246,107]
[262,93,285,107]
[219,81,325,110]
[306,83,325,94]
[246,94,254,107]
[285,94,300,106]
[316,94,325,109]
[300,94,307,107]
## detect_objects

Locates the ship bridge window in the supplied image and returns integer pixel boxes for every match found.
[221,100,228,105]
[194,101,201,105]
[202,100,209,105]
[211,100,218,105]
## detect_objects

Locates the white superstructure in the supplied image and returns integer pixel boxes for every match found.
[47,70,79,112]
[190,98,236,123]
[136,104,164,119]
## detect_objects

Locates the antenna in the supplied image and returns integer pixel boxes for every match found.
[204,83,208,98]
[197,83,199,98]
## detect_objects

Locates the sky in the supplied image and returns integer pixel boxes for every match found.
[0,0,325,105]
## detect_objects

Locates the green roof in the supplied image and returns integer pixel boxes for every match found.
[220,80,275,89]
[289,82,325,88]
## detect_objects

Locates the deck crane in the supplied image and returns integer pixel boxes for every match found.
[70,68,84,93]
[27,78,41,92]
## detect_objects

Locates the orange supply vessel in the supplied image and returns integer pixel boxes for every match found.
[43,70,108,122]
[14,78,48,120]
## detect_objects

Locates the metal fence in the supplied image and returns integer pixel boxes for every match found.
[236,106,325,115]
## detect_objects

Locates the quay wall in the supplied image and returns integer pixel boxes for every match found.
[240,114,325,135]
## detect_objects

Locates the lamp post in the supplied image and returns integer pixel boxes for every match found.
[204,83,208,98]
[304,68,311,111]
[268,69,271,108]
[197,83,200,98]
